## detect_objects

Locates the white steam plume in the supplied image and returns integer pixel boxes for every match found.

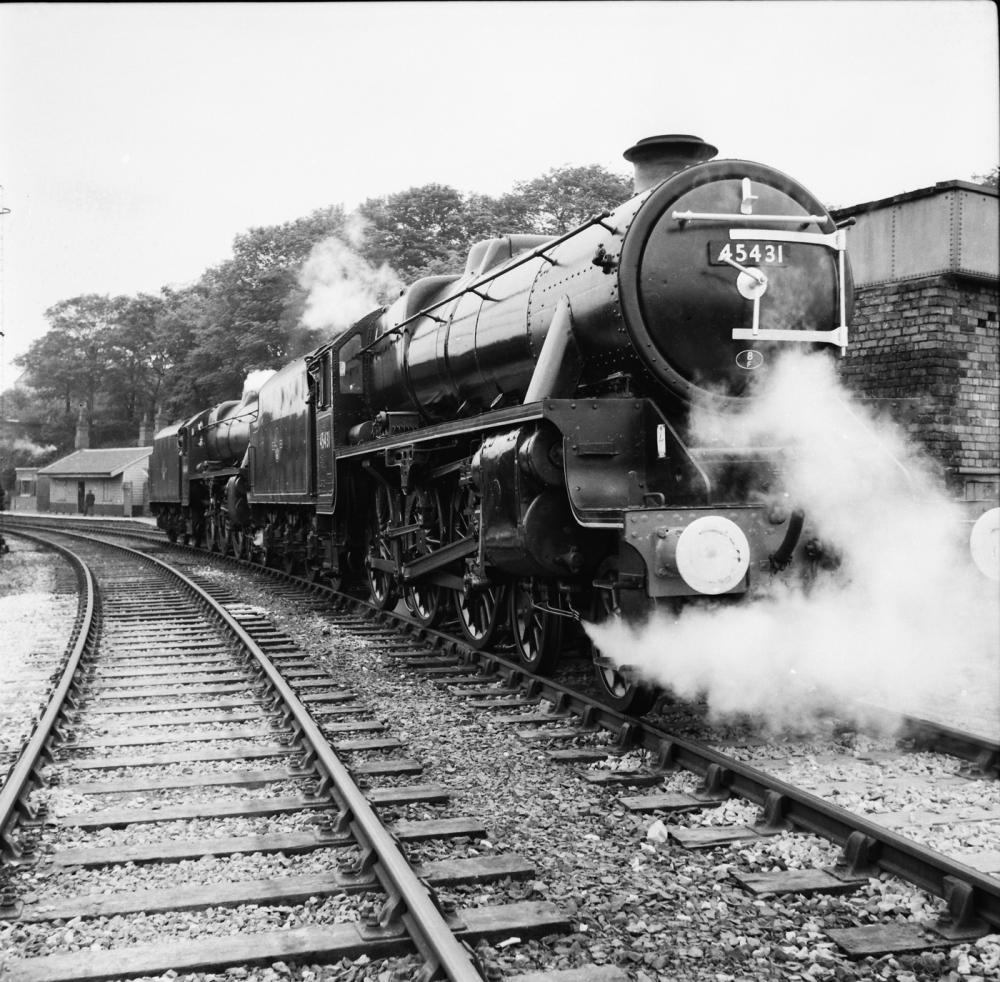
[242,369,277,400]
[299,221,403,337]
[3,438,57,459]
[586,350,999,734]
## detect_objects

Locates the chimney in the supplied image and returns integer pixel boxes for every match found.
[138,414,151,447]
[623,134,718,194]
[74,404,90,450]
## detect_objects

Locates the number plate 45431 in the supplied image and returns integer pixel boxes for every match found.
[709,241,786,265]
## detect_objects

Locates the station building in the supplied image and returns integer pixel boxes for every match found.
[29,411,155,516]
[832,181,999,501]
[36,446,152,516]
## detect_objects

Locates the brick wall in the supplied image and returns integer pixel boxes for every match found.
[838,273,999,496]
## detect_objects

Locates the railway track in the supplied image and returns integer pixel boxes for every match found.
[0,530,596,982]
[5,514,997,777]
[2,518,999,980]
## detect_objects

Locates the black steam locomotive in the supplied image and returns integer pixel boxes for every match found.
[150,135,854,713]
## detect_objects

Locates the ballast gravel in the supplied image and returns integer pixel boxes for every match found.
[0,539,79,789]
[155,566,1000,982]
[15,846,356,904]
[4,552,998,982]
[0,894,378,960]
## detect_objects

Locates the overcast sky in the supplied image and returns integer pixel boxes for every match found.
[1,1,997,389]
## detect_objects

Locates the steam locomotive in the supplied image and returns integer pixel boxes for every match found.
[150,135,856,713]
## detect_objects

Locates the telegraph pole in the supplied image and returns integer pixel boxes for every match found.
[0,186,10,554]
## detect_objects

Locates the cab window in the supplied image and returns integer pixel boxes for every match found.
[309,353,330,409]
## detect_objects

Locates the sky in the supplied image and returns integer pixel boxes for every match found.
[0,1,997,391]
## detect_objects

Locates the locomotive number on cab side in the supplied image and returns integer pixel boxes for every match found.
[709,242,786,266]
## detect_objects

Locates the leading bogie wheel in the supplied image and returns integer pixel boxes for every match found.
[454,581,506,649]
[404,583,443,626]
[593,663,657,717]
[589,557,658,716]
[509,578,562,675]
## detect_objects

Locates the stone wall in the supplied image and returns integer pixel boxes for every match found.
[838,273,999,497]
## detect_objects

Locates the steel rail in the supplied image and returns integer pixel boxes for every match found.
[458,656,1000,933]
[0,532,97,855]
[16,518,1000,933]
[452,648,1000,930]
[32,529,485,982]
[896,714,999,775]
[11,513,998,786]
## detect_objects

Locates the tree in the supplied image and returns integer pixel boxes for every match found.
[356,184,496,280]
[353,167,633,280]
[0,385,62,490]
[12,161,640,441]
[972,166,998,188]
[165,207,347,411]
[495,164,633,235]
[15,294,119,416]
[152,284,214,420]
[100,293,168,443]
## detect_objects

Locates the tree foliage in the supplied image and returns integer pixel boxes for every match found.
[495,165,634,235]
[972,165,999,188]
[5,165,633,462]
[357,184,496,279]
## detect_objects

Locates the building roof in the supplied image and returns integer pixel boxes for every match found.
[831,179,999,287]
[831,179,997,220]
[38,447,152,479]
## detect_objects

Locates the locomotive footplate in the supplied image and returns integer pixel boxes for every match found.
[621,505,801,598]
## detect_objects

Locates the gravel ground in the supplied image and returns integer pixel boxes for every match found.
[13,845,355,902]
[153,566,1000,982]
[35,809,333,852]
[3,546,998,982]
[55,755,296,782]
[0,537,79,790]
[1,894,377,960]
[708,736,1000,866]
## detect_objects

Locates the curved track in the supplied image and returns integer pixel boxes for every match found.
[0,530,570,982]
[3,516,999,973]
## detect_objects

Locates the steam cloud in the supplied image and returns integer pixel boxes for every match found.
[586,350,999,734]
[241,369,277,400]
[299,216,403,337]
[2,437,57,459]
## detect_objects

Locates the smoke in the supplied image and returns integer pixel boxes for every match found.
[586,350,999,734]
[241,369,277,400]
[299,218,403,337]
[1,437,57,459]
